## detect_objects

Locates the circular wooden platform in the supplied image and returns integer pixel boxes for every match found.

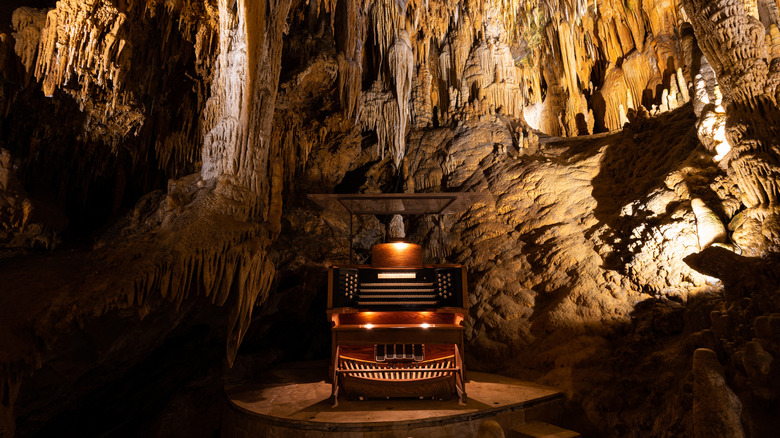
[223,362,564,437]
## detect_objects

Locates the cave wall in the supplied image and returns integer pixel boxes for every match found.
[1,0,780,437]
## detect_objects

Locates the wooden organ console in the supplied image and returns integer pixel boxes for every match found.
[309,192,485,405]
[328,241,468,404]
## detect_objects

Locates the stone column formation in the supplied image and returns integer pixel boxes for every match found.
[683,0,780,254]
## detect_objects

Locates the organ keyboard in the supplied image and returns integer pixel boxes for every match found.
[331,266,466,308]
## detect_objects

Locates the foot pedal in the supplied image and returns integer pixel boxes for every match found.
[375,344,385,362]
[413,344,424,361]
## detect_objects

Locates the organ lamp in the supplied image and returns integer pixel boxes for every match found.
[370,239,423,268]
[308,192,487,405]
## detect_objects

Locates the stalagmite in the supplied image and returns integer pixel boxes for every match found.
[677,67,690,103]
[659,88,669,112]
[691,198,727,249]
[692,349,746,438]
[668,73,680,110]
[618,103,627,127]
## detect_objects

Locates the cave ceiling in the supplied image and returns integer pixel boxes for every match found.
[1,0,780,436]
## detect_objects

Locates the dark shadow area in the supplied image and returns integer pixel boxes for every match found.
[588,104,699,267]
[590,91,607,133]
[0,86,169,244]
[334,161,376,193]
[0,0,56,32]
[281,0,335,84]
[684,246,780,299]
[237,260,332,365]
[575,113,589,135]
[295,395,494,414]
[15,299,228,438]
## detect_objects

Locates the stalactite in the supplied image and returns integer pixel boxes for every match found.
[388,30,414,168]
[556,20,581,107]
[100,169,286,366]
[370,0,406,77]
[594,64,630,132]
[334,0,364,121]
[14,0,217,182]
[411,66,433,127]
[504,1,678,134]
[2,2,291,389]
[330,0,701,140]
[436,44,452,121]
[361,81,401,162]
[447,14,475,91]
[530,59,568,136]
[201,0,244,181]
[461,40,524,118]
[596,11,626,64]
[622,48,661,111]
[34,1,130,99]
[10,8,46,87]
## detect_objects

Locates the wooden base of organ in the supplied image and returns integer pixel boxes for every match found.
[328,309,467,405]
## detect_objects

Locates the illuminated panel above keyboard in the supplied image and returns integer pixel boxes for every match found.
[377,272,417,279]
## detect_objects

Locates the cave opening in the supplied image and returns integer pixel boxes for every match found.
[334,161,374,194]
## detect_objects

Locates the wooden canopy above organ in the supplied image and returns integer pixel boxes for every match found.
[308,192,487,405]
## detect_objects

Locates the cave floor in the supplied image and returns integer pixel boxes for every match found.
[223,361,565,437]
